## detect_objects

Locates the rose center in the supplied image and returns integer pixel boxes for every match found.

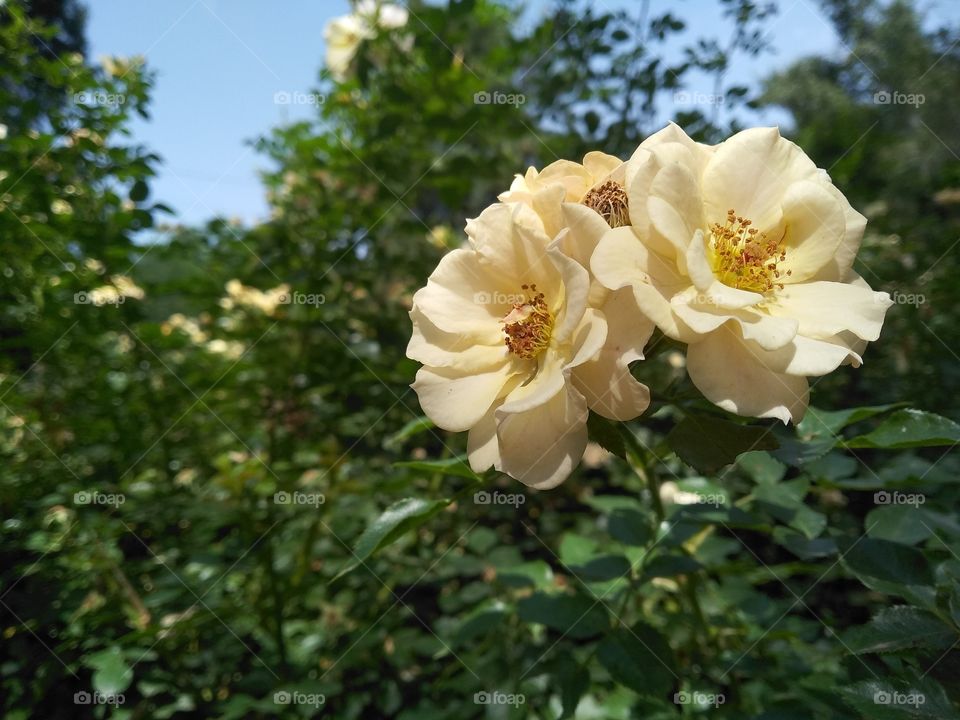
[708,209,791,294]
[502,284,553,359]
[582,180,630,228]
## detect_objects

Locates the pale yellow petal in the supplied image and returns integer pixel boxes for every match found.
[496,386,588,489]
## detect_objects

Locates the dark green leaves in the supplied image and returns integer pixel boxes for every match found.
[845,410,960,449]
[336,497,449,578]
[596,624,676,697]
[587,412,626,459]
[842,606,956,654]
[393,456,482,481]
[517,592,609,639]
[84,647,133,696]
[668,414,778,474]
[841,537,934,587]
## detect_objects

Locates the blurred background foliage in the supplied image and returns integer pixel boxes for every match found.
[1,0,959,717]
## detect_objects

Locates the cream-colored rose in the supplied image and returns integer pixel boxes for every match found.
[323,1,409,82]
[408,202,649,489]
[499,152,654,422]
[592,124,892,423]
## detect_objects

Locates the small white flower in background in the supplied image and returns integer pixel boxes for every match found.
[162,313,209,344]
[51,199,73,215]
[0,124,7,141]
[323,1,409,82]
[89,275,145,306]
[408,202,649,489]
[592,124,892,423]
[219,279,290,316]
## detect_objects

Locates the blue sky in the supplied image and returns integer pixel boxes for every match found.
[84,0,959,227]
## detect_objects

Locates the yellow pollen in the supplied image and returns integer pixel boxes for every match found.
[708,209,791,293]
[502,284,553,359]
[582,180,630,227]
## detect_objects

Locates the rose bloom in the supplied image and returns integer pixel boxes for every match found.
[498,151,654,421]
[408,202,649,488]
[323,1,409,81]
[591,124,892,423]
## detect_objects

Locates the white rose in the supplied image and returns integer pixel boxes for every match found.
[592,124,892,423]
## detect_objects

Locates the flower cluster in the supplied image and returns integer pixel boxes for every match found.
[323,0,409,82]
[408,124,892,488]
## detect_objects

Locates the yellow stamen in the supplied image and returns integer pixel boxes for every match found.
[582,180,630,228]
[502,284,553,359]
[708,209,791,293]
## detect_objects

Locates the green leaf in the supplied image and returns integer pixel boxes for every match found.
[383,416,435,449]
[587,412,626,459]
[866,505,935,545]
[496,560,554,590]
[336,497,449,578]
[608,508,653,547]
[517,592,609,639]
[641,554,701,579]
[667,415,778,474]
[393,457,482,481]
[551,655,590,719]
[845,410,960,449]
[85,647,133,695]
[129,179,149,202]
[596,623,676,697]
[570,555,632,582]
[798,404,901,438]
[842,677,960,719]
[840,537,933,586]
[772,528,837,559]
[842,606,956,654]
